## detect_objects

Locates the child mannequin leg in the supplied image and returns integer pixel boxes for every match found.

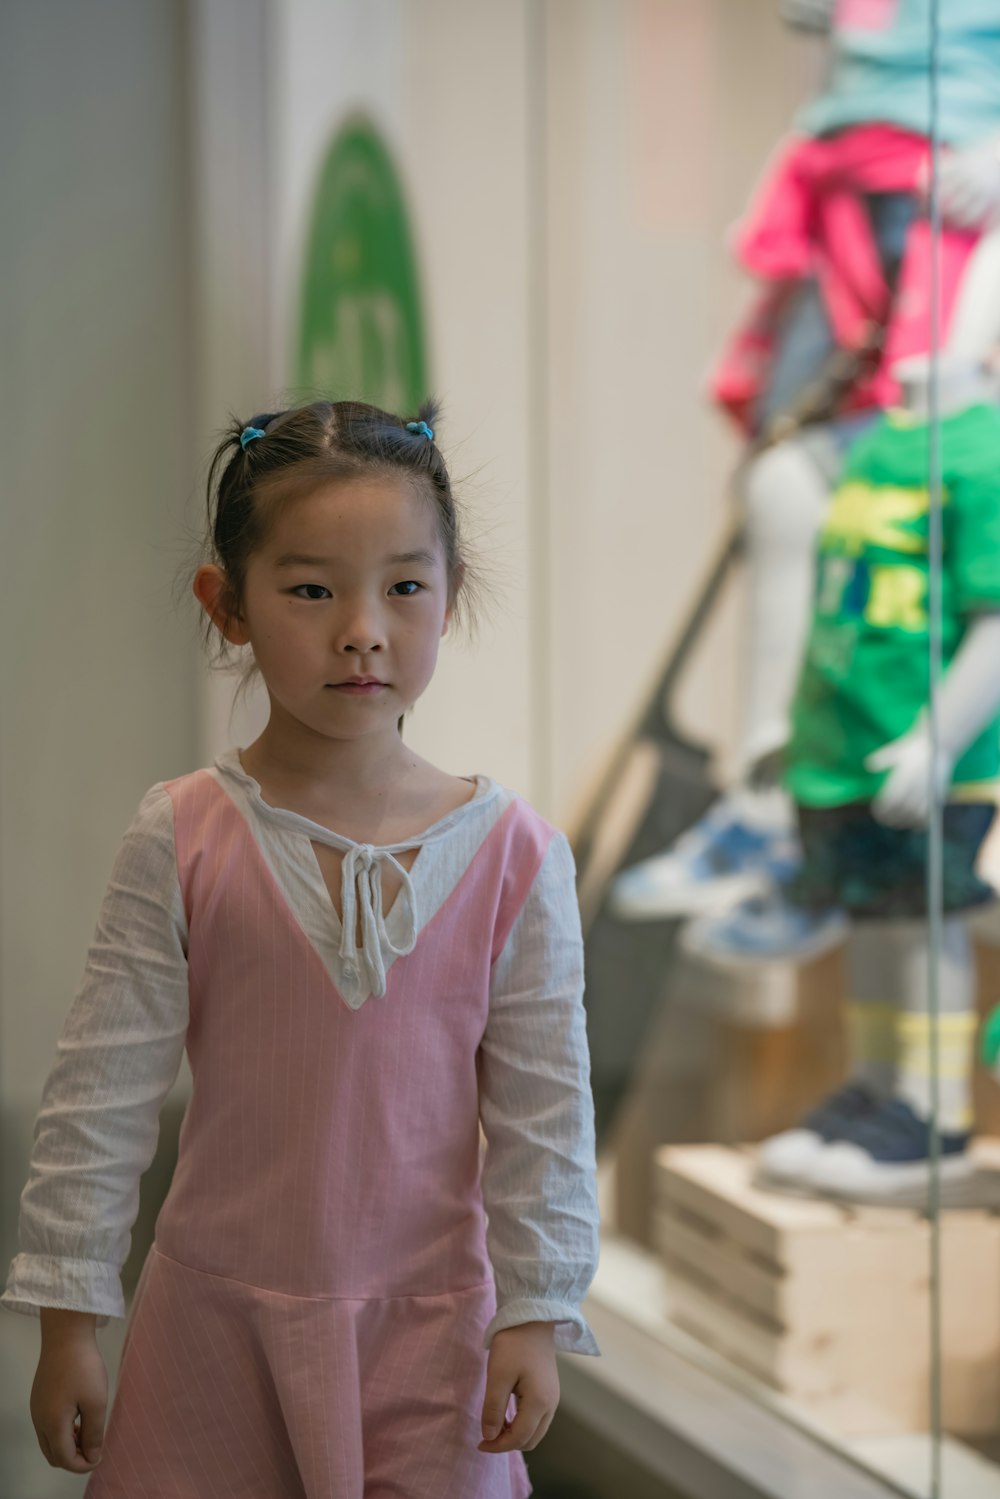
[843,923,904,1100]
[610,432,832,921]
[738,432,843,777]
[758,916,977,1193]
[804,917,977,1197]
[848,918,975,1131]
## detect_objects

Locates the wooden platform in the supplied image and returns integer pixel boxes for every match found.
[652,1142,1000,1437]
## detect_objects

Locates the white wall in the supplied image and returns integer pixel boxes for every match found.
[0,1,199,1120]
[0,18,199,1481]
[545,0,820,821]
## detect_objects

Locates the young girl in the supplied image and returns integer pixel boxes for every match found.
[3,399,601,1498]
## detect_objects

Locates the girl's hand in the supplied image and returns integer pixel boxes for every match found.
[31,1309,108,1473]
[478,1321,560,1455]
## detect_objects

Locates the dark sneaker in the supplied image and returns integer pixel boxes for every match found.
[802,1082,881,1138]
[809,1096,972,1203]
[756,1082,880,1186]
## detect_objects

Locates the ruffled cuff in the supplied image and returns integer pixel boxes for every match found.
[2,1253,125,1324]
[483,1296,601,1356]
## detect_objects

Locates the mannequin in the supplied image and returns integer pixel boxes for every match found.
[755,352,1000,1202]
[612,0,1000,929]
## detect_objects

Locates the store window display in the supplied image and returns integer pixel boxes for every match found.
[747,353,1000,1202]
[612,0,1000,937]
[591,9,1000,1459]
[628,346,1000,1469]
[582,6,1000,1477]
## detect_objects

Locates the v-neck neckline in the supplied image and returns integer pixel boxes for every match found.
[216,747,489,852]
[213,749,500,1008]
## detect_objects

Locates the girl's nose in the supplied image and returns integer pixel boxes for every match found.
[337,603,385,653]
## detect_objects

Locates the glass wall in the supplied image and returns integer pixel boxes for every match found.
[575,4,1000,1496]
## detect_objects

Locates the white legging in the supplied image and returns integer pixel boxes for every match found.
[847,918,976,1132]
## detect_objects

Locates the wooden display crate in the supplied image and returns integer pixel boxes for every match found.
[651,1143,1000,1437]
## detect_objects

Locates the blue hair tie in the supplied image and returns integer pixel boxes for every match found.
[240,425,266,450]
[406,420,435,441]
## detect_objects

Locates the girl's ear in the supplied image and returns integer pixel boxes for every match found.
[193,565,251,646]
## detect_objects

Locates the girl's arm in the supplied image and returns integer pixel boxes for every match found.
[477,829,601,1358]
[3,784,190,1322]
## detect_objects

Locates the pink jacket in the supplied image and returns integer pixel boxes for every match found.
[710,124,978,431]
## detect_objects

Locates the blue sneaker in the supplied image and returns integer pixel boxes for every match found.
[808,1096,972,1203]
[756,1083,880,1187]
[609,789,801,921]
[680,887,848,970]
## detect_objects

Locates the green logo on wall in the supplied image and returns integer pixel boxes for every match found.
[296,116,428,414]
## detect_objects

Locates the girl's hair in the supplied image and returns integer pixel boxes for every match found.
[198,397,480,673]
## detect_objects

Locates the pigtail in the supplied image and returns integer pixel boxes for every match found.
[413,397,441,434]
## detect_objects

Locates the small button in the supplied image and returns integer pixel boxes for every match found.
[342,963,357,981]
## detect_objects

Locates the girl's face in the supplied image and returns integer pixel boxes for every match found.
[231,475,454,749]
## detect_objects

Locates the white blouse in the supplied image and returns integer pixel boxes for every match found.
[3,751,602,1356]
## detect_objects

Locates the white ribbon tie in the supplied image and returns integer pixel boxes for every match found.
[338,844,419,1000]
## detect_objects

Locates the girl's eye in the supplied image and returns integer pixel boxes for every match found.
[290,584,331,600]
[389,580,424,597]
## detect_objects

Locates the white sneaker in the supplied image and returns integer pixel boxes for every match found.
[609,789,800,921]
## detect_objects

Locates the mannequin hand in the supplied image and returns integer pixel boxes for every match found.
[866,726,953,828]
[478,1322,559,1455]
[921,135,1000,231]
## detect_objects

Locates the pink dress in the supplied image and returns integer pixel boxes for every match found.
[85,767,554,1499]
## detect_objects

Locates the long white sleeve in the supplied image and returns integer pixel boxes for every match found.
[478,832,601,1356]
[2,785,189,1322]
